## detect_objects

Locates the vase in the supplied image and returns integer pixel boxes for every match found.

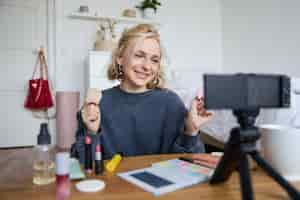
[142,8,156,19]
[94,39,117,51]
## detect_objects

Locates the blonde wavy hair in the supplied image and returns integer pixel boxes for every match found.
[107,24,165,89]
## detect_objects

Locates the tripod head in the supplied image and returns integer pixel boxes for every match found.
[233,109,259,129]
[232,109,261,149]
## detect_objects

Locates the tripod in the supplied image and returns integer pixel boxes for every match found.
[210,109,300,200]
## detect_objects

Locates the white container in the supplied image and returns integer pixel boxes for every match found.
[259,124,300,181]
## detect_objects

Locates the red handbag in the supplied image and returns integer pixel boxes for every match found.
[24,49,54,110]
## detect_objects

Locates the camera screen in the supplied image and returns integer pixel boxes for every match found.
[204,74,290,110]
[247,76,280,107]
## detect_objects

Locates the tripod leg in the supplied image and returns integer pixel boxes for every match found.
[250,151,300,199]
[238,153,254,200]
[210,128,240,183]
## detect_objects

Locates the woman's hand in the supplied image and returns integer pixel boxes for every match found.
[184,95,213,136]
[81,88,102,133]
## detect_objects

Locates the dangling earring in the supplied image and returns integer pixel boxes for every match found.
[117,64,124,80]
[152,74,159,87]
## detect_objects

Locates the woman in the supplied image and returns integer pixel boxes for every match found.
[75,24,213,162]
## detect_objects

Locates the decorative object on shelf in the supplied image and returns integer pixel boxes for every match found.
[136,0,161,19]
[94,23,105,51]
[94,20,117,51]
[122,8,137,18]
[69,11,160,49]
[69,12,160,26]
[79,5,89,13]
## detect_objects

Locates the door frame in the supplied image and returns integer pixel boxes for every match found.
[47,0,56,88]
[0,0,57,148]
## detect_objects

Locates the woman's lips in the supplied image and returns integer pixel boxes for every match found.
[134,70,151,79]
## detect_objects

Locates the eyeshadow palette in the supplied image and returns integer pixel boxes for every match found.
[118,158,214,196]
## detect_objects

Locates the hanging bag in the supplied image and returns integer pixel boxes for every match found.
[24,48,54,110]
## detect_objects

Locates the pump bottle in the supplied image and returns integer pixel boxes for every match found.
[33,123,55,185]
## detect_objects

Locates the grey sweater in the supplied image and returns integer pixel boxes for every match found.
[75,86,205,162]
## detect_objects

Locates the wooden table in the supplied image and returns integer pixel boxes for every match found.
[0,148,299,200]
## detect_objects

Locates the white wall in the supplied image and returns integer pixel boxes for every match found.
[221,0,300,76]
[54,0,222,102]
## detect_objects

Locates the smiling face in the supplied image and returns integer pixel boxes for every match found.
[117,37,161,93]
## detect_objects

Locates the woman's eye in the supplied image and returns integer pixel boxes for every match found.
[152,59,159,64]
[135,54,143,58]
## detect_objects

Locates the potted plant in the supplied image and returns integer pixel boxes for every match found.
[136,0,161,19]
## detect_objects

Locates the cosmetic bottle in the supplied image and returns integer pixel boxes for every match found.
[33,123,55,185]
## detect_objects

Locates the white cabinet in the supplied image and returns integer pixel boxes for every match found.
[86,51,118,91]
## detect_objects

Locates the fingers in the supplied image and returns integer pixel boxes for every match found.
[86,103,99,115]
[83,104,99,117]
[185,97,213,134]
[193,97,212,117]
[87,112,100,123]
[85,117,100,133]
[81,104,101,133]
[85,88,102,105]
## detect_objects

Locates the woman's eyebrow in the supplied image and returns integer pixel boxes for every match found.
[135,50,160,58]
[135,50,145,54]
[151,55,160,61]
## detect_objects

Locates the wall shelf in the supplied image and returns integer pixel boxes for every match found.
[69,12,160,26]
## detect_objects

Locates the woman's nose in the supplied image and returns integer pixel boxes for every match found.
[141,58,152,70]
